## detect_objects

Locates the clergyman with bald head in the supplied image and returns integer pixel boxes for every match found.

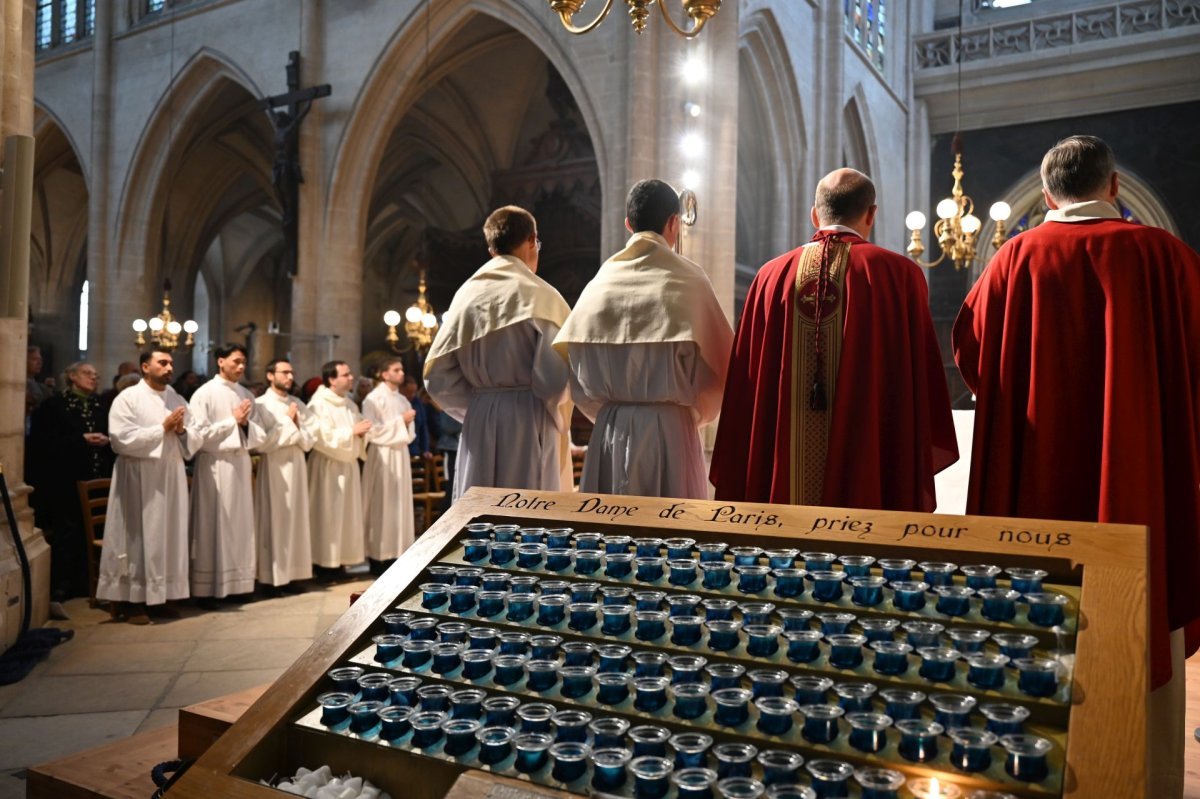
[711,168,957,510]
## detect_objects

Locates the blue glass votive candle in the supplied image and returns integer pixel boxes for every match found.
[629,725,672,757]
[550,741,591,783]
[1000,734,1053,781]
[859,618,899,643]
[738,601,775,626]
[762,548,797,570]
[665,537,696,560]
[980,703,1030,735]
[669,655,708,684]
[372,634,404,663]
[598,644,631,672]
[917,647,961,682]
[791,676,833,706]
[408,616,439,640]
[447,586,478,614]
[776,607,814,632]
[784,630,823,663]
[838,554,876,578]
[772,568,806,598]
[536,594,567,626]
[525,659,559,692]
[401,639,433,669]
[669,559,699,586]
[382,610,413,635]
[455,567,484,586]
[672,768,719,799]
[633,650,669,677]
[417,684,452,712]
[712,687,753,727]
[671,615,705,646]
[809,570,847,602]
[409,710,448,749]
[476,590,507,619]
[1014,657,1061,697]
[464,521,494,536]
[806,759,854,799]
[854,767,905,799]
[966,653,1010,689]
[328,665,364,694]
[508,574,539,594]
[420,582,449,609]
[635,537,664,558]
[387,675,421,707]
[961,564,1002,590]
[516,543,545,569]
[703,598,738,621]
[755,696,798,735]
[432,642,464,674]
[701,561,734,589]
[574,531,603,550]
[596,672,632,705]
[552,709,593,743]
[948,628,991,654]
[666,593,702,617]
[696,541,726,562]
[949,728,998,772]
[636,610,669,641]
[480,571,509,591]
[600,585,632,605]
[545,527,574,548]
[930,693,977,731]
[736,565,771,594]
[591,717,631,749]
[560,665,597,699]
[467,627,498,650]
[749,669,788,699]
[879,688,925,721]
[834,681,877,713]
[602,534,631,554]
[317,691,353,726]
[561,640,596,666]
[540,579,570,596]
[717,777,765,799]
[506,593,535,623]
[490,524,519,542]
[1025,592,1070,627]
[706,619,743,652]
[514,731,553,773]
[462,539,490,562]
[602,604,633,636]
[378,705,412,742]
[493,654,527,686]
[441,718,482,756]
[517,702,556,733]
[757,750,803,787]
[604,552,635,579]
[670,732,713,769]
[745,624,781,657]
[919,561,958,588]
[630,755,674,799]
[706,663,746,692]
[428,564,458,582]
[896,719,943,762]
[978,588,1020,621]
[545,548,574,572]
[633,590,666,612]
[636,556,666,582]
[827,633,867,668]
[992,632,1039,661]
[800,705,844,744]
[934,585,974,616]
[499,631,530,655]
[574,549,602,575]
[850,576,887,607]
[437,621,470,643]
[488,541,517,566]
[817,612,856,636]
[671,682,711,720]
[714,742,759,780]
[878,558,916,583]
[476,725,515,765]
[591,747,632,791]
[846,712,892,753]
[1006,567,1047,595]
[634,676,670,711]
[519,526,548,544]
[902,621,945,648]
[483,695,521,727]
[869,640,913,675]
[889,580,928,612]
[457,650,491,685]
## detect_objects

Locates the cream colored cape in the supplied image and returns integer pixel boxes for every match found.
[553,231,733,378]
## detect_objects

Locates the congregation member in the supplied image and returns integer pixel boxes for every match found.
[361,358,417,575]
[425,205,572,499]
[953,135,1200,797]
[308,360,372,580]
[96,349,199,624]
[554,179,732,498]
[188,343,265,607]
[253,358,317,595]
[100,361,138,412]
[401,374,433,459]
[711,168,957,510]
[25,345,53,421]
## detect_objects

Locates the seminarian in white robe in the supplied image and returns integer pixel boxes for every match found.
[361,382,417,561]
[97,380,200,606]
[308,385,367,567]
[188,375,267,598]
[253,389,317,586]
[425,254,572,500]
[555,229,733,498]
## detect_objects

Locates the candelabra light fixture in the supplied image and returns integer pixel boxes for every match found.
[546,0,722,38]
[385,270,439,353]
[132,279,197,350]
[904,146,1011,270]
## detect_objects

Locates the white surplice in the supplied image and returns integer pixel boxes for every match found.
[96,380,200,606]
[567,342,723,498]
[361,383,416,561]
[426,319,570,499]
[187,376,266,597]
[307,385,367,568]
[252,390,317,586]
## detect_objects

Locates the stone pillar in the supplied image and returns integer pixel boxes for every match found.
[86,0,115,375]
[0,0,49,652]
[817,3,846,178]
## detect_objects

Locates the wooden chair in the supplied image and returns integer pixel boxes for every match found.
[572,451,585,490]
[412,454,446,534]
[75,478,110,608]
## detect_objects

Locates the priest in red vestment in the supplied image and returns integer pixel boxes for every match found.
[711,168,957,510]
[954,135,1200,797]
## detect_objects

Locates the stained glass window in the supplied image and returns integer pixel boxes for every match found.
[35,0,53,50]
[846,0,886,70]
[147,0,166,12]
[35,1,96,52]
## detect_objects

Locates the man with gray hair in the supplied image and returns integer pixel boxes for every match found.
[954,134,1200,796]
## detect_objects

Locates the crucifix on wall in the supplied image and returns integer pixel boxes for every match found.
[261,51,331,278]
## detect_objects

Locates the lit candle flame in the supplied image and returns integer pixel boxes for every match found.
[930,778,941,795]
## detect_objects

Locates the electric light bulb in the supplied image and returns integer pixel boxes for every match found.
[936,198,958,220]
[682,56,704,85]
[681,169,700,189]
[684,101,702,118]
[183,320,198,334]
[905,211,927,231]
[422,312,438,329]
[989,201,1012,222]
[405,305,423,324]
[148,317,165,332]
[132,319,148,332]
[680,133,704,158]
[167,321,182,335]
[383,310,401,327]
[961,214,982,234]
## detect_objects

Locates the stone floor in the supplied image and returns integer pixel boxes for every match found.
[0,576,373,799]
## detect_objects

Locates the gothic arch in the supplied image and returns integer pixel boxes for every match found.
[842,88,879,180]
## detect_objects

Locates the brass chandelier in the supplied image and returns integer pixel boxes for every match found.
[546,0,722,38]
[385,270,439,353]
[905,146,1011,270]
[132,279,197,351]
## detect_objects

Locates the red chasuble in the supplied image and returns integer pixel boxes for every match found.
[954,218,1200,689]
[711,230,958,511]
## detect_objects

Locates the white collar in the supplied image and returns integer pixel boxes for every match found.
[1044,200,1122,223]
[818,224,862,237]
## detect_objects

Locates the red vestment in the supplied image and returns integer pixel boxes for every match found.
[953,217,1200,688]
[711,230,958,510]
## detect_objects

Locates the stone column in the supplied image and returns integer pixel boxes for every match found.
[0,0,49,652]
[817,3,846,178]
[86,0,115,374]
